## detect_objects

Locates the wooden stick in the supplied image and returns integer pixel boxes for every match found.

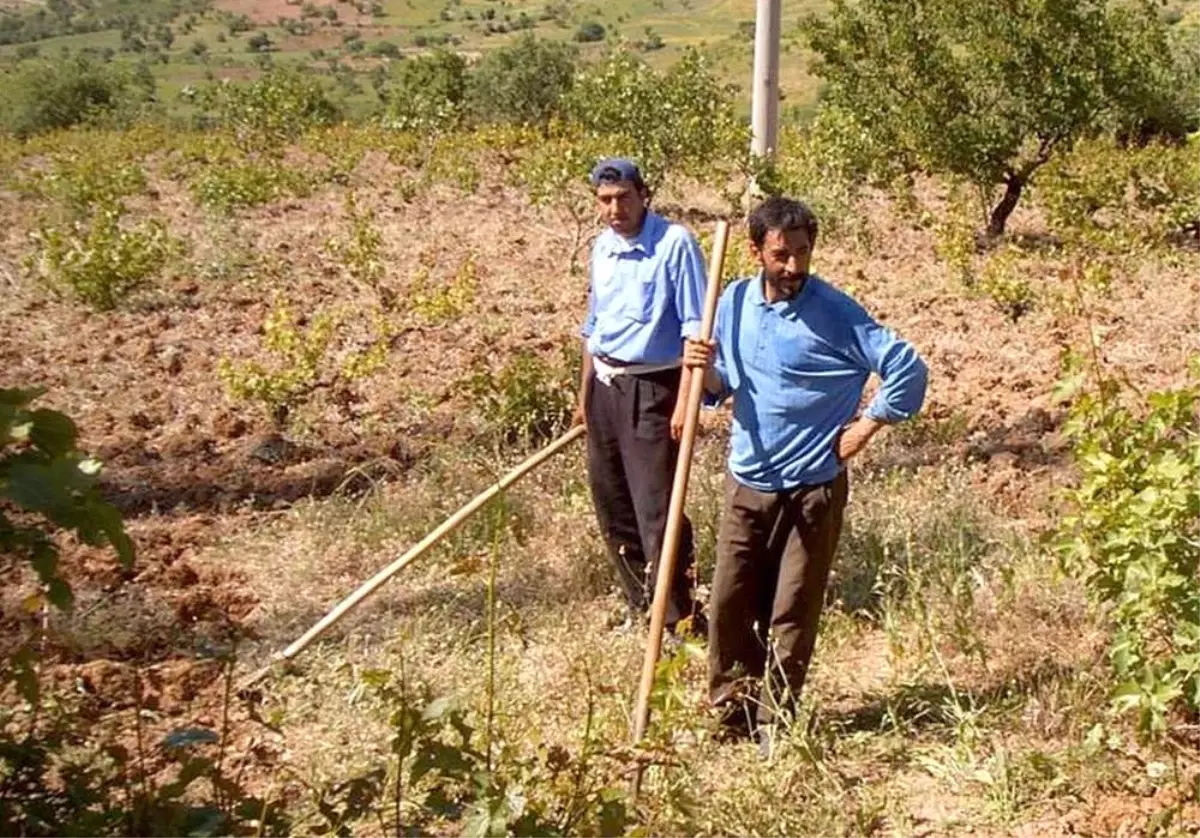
[630,220,730,793]
[238,425,585,692]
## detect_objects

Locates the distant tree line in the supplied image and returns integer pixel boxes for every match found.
[0,0,210,46]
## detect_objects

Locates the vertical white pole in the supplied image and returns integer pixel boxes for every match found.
[750,0,782,177]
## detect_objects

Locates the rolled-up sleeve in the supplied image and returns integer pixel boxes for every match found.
[833,291,927,421]
[864,338,927,421]
[672,232,707,340]
[847,312,928,422]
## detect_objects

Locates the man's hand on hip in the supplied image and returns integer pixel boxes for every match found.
[837,416,885,462]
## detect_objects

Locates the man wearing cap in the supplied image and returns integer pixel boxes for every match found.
[683,196,928,750]
[575,158,707,635]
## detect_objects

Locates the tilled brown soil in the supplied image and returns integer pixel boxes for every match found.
[1,155,1195,833]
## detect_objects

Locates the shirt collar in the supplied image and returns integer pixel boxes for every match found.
[600,211,662,256]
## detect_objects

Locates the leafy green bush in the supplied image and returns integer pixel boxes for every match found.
[410,256,478,322]
[193,67,340,149]
[755,103,902,238]
[466,35,577,127]
[20,151,148,217]
[189,160,312,212]
[379,49,467,132]
[564,48,747,188]
[0,57,155,139]
[325,192,388,303]
[218,299,394,426]
[27,203,177,310]
[464,349,574,446]
[976,245,1034,322]
[574,21,606,42]
[368,40,402,59]
[1056,356,1199,739]
[1036,135,1200,250]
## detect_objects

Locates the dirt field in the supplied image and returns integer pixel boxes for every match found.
[1,133,1196,835]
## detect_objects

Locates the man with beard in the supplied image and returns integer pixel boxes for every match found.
[575,158,707,635]
[683,197,928,751]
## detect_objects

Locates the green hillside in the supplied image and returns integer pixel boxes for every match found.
[0,0,831,118]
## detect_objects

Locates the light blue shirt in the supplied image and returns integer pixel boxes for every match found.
[707,274,928,492]
[581,212,707,364]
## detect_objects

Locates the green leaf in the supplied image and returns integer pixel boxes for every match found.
[88,499,135,567]
[28,409,78,456]
[46,577,73,610]
[0,387,44,408]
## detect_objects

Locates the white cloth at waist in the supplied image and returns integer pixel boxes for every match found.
[593,356,681,386]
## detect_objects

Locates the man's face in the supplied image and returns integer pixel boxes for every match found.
[751,227,813,298]
[596,181,647,237]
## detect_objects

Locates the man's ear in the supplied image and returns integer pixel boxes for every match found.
[748,238,763,264]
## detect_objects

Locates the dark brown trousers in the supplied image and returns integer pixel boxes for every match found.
[585,368,696,628]
[708,470,849,728]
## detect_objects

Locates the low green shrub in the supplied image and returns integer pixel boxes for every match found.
[1056,355,1199,739]
[26,203,177,310]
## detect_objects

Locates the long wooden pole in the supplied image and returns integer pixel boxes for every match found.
[630,220,730,792]
[238,425,585,692]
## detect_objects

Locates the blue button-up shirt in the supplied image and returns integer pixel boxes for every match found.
[708,274,928,492]
[580,212,707,364]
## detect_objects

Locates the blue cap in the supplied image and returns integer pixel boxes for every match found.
[589,157,645,188]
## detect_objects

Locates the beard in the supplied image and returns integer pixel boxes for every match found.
[767,269,808,298]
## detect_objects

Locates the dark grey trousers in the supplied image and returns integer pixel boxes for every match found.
[708,470,849,729]
[585,367,697,628]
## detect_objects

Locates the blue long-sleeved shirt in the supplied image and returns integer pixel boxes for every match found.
[707,273,928,491]
[580,212,707,364]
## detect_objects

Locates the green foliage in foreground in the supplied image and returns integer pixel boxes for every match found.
[0,389,133,613]
[1057,356,1200,739]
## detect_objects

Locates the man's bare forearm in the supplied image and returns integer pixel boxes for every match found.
[579,341,594,407]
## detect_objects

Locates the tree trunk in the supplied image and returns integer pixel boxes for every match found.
[987,174,1024,237]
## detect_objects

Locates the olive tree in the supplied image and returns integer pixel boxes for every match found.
[806,0,1194,235]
